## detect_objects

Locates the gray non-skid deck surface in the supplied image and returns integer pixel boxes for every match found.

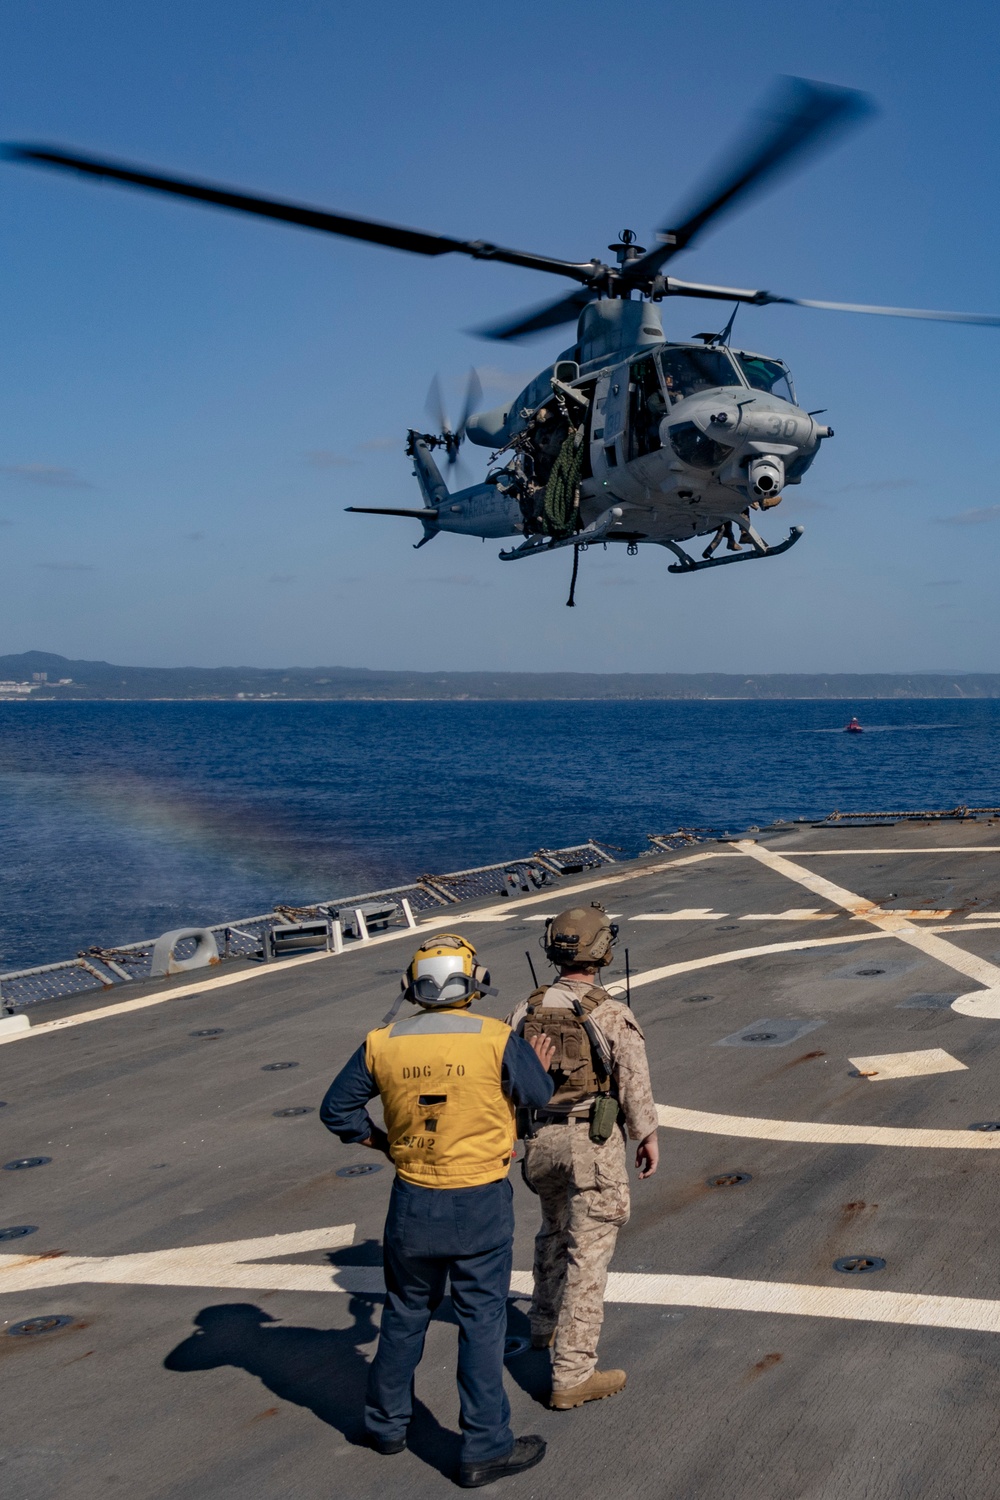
[6,823,1000,1499]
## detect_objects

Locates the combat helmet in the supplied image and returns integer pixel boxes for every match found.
[542,903,618,969]
[401,933,496,1009]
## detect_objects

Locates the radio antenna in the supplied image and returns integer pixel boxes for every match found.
[525,950,539,987]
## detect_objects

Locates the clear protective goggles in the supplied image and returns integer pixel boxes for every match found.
[410,955,480,1007]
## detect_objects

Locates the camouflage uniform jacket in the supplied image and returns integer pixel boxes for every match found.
[506,979,658,1141]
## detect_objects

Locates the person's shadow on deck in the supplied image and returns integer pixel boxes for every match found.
[162,1242,460,1479]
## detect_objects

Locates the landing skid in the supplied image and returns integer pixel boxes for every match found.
[498,507,623,561]
[661,525,804,573]
[499,517,804,570]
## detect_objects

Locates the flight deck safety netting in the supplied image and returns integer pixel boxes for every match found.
[14,808,979,1013]
[0,839,627,1011]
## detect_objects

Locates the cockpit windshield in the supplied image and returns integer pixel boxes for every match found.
[659,347,741,403]
[734,353,795,404]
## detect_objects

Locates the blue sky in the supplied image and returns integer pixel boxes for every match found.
[2,0,1000,673]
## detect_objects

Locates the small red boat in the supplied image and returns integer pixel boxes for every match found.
[844,717,864,734]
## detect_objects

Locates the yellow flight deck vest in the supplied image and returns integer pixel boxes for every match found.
[365,1008,516,1189]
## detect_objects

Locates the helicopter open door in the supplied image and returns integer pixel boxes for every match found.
[592,365,628,472]
[626,355,666,460]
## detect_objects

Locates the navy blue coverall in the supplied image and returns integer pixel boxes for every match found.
[320,1024,553,1463]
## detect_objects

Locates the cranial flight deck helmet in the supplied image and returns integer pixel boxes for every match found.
[401,933,496,1009]
[543,903,618,969]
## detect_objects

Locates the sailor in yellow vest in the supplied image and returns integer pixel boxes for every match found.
[320,934,556,1489]
[506,904,659,1409]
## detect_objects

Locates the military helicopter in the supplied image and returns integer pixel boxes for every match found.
[7,77,1000,604]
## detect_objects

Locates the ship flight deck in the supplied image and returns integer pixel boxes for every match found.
[6,818,1000,1498]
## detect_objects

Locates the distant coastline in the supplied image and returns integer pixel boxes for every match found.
[2,651,999,702]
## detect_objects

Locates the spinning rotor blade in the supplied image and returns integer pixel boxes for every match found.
[625,77,875,284]
[661,276,1000,328]
[426,374,451,438]
[426,369,483,463]
[2,143,598,283]
[768,295,1000,326]
[474,286,597,341]
[455,368,483,444]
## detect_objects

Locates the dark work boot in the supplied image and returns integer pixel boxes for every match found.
[458,1435,546,1488]
[367,1431,406,1455]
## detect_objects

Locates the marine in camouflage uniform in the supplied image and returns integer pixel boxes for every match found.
[506,905,658,1409]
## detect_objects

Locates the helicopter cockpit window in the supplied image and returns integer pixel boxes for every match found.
[659,347,741,403]
[734,354,795,404]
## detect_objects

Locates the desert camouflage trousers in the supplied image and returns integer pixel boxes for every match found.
[521,1122,630,1389]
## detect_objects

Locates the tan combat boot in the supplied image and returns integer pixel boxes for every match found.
[550,1369,626,1409]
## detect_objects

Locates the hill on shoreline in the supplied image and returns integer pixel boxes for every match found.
[0,651,997,701]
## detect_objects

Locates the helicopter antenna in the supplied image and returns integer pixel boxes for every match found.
[695,303,742,347]
[717,302,741,347]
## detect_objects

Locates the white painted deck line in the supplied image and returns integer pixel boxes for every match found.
[9,1227,1000,1338]
[631,910,728,921]
[11,917,1000,1049]
[735,840,1000,1003]
[523,913,621,921]
[778,848,1000,856]
[656,1102,1000,1149]
[738,910,835,921]
[847,1048,968,1081]
[878,910,955,920]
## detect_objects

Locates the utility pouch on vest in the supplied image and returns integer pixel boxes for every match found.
[589,1093,620,1143]
[521,985,611,1110]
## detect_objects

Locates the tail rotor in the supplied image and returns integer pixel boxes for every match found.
[424,368,482,470]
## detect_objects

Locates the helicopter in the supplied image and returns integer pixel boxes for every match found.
[6,76,1000,605]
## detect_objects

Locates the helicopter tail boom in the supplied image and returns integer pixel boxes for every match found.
[345,506,439,521]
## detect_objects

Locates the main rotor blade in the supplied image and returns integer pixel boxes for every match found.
[661,277,1000,327]
[474,286,597,341]
[2,143,598,284]
[625,77,875,284]
[769,295,1000,327]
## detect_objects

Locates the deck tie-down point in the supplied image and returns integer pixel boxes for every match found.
[6,1315,75,1337]
[833,1256,886,1274]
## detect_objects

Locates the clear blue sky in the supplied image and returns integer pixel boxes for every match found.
[2,0,999,673]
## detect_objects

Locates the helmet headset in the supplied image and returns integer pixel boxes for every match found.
[542,903,618,969]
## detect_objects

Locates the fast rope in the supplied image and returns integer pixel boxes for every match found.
[566,545,580,607]
[543,424,585,539]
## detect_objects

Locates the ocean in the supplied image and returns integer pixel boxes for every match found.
[1,698,997,971]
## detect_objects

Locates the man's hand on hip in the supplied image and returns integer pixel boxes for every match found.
[361,1126,392,1159]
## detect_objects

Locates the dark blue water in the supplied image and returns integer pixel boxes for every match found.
[1,698,998,970]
